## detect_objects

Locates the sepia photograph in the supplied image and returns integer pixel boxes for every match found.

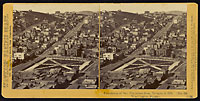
[99,4,187,89]
[12,3,187,90]
[2,2,198,98]
[12,4,100,89]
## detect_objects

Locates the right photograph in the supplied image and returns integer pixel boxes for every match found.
[99,4,187,89]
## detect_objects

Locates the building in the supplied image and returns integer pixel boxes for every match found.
[84,19,89,24]
[103,53,114,60]
[146,48,156,56]
[82,78,96,85]
[13,53,25,60]
[138,68,151,75]
[156,47,171,57]
[66,48,78,56]
[172,79,186,85]
[145,11,150,14]
[173,19,178,24]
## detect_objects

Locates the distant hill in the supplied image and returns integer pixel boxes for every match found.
[77,11,95,16]
[22,11,60,22]
[13,11,61,33]
[111,11,153,26]
[166,11,186,15]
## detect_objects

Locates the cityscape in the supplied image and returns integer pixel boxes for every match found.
[12,4,187,89]
[99,10,187,89]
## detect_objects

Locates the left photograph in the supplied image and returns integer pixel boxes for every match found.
[12,4,100,89]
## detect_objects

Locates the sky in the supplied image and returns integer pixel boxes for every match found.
[13,3,100,13]
[100,4,187,13]
[13,3,187,14]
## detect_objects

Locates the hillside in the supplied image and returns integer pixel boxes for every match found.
[77,11,95,16]
[13,11,61,33]
[106,11,153,29]
[23,10,61,22]
[166,11,186,15]
[111,11,153,26]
